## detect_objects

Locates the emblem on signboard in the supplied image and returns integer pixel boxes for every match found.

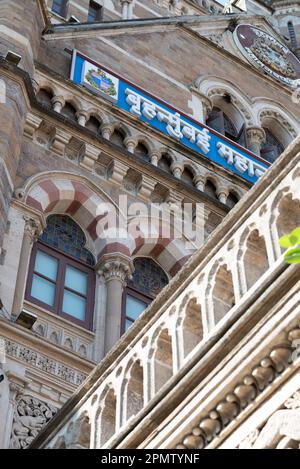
[233,24,300,86]
[82,62,119,101]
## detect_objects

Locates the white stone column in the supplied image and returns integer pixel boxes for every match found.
[171,162,183,179]
[101,123,114,140]
[97,254,134,354]
[188,87,213,123]
[92,274,107,363]
[246,127,266,156]
[124,137,137,154]
[121,0,134,20]
[12,216,43,316]
[217,186,229,205]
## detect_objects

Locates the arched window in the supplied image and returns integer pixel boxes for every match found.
[51,0,69,18]
[206,106,247,147]
[122,258,168,332]
[25,215,95,329]
[260,128,284,163]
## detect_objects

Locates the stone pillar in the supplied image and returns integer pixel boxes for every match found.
[124,137,137,154]
[76,111,88,127]
[121,0,134,20]
[51,96,65,114]
[216,186,229,205]
[150,151,160,167]
[12,216,43,316]
[194,175,205,192]
[171,162,184,179]
[97,254,134,354]
[246,127,266,156]
[101,123,114,140]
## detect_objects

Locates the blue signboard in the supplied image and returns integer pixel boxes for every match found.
[70,50,270,184]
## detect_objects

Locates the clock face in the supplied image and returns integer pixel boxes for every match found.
[233,24,300,86]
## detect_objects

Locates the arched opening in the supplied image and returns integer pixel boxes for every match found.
[61,102,77,121]
[227,191,239,209]
[261,127,285,163]
[36,88,54,108]
[158,153,172,174]
[126,360,144,420]
[25,215,95,329]
[181,167,194,186]
[154,328,173,392]
[204,179,218,200]
[99,389,116,446]
[182,298,203,358]
[134,142,150,162]
[206,102,247,147]
[86,115,101,133]
[276,194,300,241]
[110,128,125,148]
[243,230,269,290]
[122,258,168,332]
[212,265,235,323]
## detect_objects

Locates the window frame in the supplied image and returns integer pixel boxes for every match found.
[51,0,69,18]
[88,1,103,22]
[121,287,152,334]
[25,241,95,329]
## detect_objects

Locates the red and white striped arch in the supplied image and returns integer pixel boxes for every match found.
[25,175,193,276]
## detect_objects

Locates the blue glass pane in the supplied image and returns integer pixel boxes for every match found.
[128,258,168,298]
[40,215,95,266]
[65,266,88,296]
[62,290,86,321]
[125,319,134,332]
[126,295,147,321]
[31,275,56,306]
[34,250,58,281]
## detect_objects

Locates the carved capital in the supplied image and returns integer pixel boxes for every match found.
[97,254,134,285]
[193,175,206,191]
[124,137,137,154]
[171,162,184,179]
[76,111,88,127]
[247,127,266,144]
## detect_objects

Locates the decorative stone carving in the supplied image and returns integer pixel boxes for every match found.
[23,216,43,243]
[51,411,91,449]
[97,255,134,285]
[10,395,57,449]
[239,390,300,449]
[4,339,87,386]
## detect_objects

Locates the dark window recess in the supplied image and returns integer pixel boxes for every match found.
[88,1,103,22]
[260,128,284,164]
[52,0,69,18]
[206,108,248,148]
[122,258,169,333]
[134,143,150,162]
[26,215,95,329]
[288,21,297,49]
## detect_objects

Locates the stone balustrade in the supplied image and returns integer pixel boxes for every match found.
[30,136,300,450]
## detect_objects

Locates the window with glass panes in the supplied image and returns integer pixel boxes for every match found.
[88,1,103,22]
[122,258,168,333]
[51,0,69,17]
[26,216,95,329]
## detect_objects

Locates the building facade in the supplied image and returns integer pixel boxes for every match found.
[0,0,299,449]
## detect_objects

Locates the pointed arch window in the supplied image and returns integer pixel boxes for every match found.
[25,215,95,329]
[206,106,248,147]
[122,258,169,332]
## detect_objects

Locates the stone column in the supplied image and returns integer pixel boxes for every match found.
[124,137,137,154]
[188,87,213,123]
[12,216,43,316]
[101,123,114,140]
[76,111,88,127]
[217,186,229,205]
[194,175,205,192]
[171,162,184,179]
[97,254,134,354]
[51,96,65,114]
[246,127,266,156]
[121,0,134,20]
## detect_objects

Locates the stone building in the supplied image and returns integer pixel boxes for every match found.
[0,0,299,450]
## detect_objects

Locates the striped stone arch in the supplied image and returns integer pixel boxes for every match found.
[24,174,193,276]
[24,174,119,245]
